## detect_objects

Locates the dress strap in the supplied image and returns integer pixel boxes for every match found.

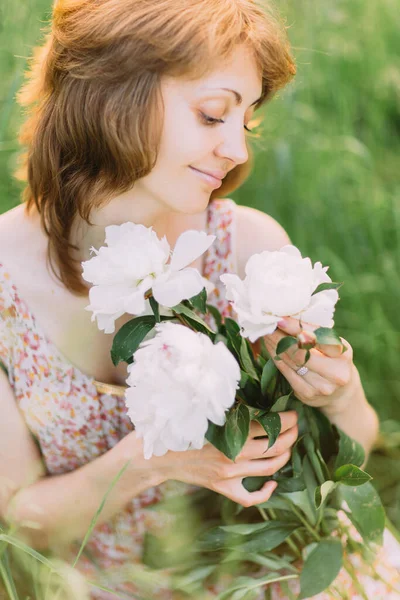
[204,199,237,318]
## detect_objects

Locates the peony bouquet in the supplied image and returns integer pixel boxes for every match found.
[82,224,386,599]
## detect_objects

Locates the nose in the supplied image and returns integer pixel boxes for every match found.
[214,125,249,166]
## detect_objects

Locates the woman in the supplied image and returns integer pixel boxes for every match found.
[0,0,398,598]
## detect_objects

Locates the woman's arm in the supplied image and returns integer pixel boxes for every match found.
[1,369,164,549]
[234,204,379,458]
[319,365,379,458]
[1,367,298,550]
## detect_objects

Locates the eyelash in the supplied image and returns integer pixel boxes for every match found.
[199,112,253,133]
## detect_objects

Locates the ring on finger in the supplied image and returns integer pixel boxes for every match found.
[296,366,309,377]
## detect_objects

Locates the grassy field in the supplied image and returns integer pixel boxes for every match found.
[1,0,400,593]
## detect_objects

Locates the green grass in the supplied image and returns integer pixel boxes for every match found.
[1,0,400,594]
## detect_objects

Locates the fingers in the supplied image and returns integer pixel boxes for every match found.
[275,317,348,359]
[215,478,278,508]
[233,450,292,479]
[264,332,353,387]
[277,316,316,336]
[239,480,278,508]
[249,410,298,439]
[241,424,298,460]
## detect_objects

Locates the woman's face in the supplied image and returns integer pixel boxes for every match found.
[134,45,263,215]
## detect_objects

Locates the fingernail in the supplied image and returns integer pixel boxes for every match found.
[269,481,278,493]
[297,330,317,350]
[278,319,288,328]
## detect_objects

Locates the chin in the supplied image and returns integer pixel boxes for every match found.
[171,192,211,215]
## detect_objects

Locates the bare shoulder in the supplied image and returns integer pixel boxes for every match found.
[234,204,291,277]
[0,204,45,268]
[0,205,29,259]
[0,204,51,300]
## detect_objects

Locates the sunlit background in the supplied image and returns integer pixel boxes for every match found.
[1,0,400,592]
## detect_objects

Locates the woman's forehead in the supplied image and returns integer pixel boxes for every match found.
[163,47,263,105]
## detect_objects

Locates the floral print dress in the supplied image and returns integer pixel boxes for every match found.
[1,199,400,599]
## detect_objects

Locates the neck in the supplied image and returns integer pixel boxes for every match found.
[71,186,176,263]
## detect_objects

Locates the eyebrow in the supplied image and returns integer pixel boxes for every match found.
[219,88,262,107]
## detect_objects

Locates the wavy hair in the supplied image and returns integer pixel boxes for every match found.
[16,0,296,294]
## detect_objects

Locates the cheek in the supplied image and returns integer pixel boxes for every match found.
[158,109,218,166]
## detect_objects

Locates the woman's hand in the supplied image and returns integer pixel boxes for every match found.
[153,411,298,508]
[263,317,355,416]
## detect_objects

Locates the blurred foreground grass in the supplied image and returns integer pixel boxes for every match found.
[1,0,400,595]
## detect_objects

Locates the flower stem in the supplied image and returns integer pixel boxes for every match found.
[290,505,321,543]
[343,557,369,600]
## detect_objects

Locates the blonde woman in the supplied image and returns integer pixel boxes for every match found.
[0,0,399,597]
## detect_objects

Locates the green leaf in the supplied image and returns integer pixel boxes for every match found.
[275,336,297,356]
[259,337,271,361]
[229,589,259,600]
[149,296,160,322]
[302,455,319,508]
[197,527,235,551]
[240,373,267,410]
[215,573,298,600]
[334,427,365,469]
[261,359,277,396]
[314,327,342,347]
[298,540,343,599]
[198,521,299,554]
[172,303,214,333]
[111,316,156,366]
[339,482,385,544]
[282,490,318,525]
[207,304,223,330]
[312,282,343,296]
[315,481,337,509]
[275,477,306,493]
[242,476,269,493]
[239,370,250,388]
[236,522,299,553]
[225,318,242,357]
[334,464,372,486]
[219,523,270,536]
[310,408,337,464]
[291,443,303,478]
[190,288,207,313]
[173,566,216,594]
[222,551,297,574]
[257,355,267,369]
[256,412,281,451]
[240,339,259,381]
[270,394,292,413]
[205,404,250,461]
[303,434,325,485]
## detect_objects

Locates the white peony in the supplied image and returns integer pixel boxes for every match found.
[82,223,215,333]
[220,245,339,343]
[125,322,241,459]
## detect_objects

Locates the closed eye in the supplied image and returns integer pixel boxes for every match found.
[199,112,254,133]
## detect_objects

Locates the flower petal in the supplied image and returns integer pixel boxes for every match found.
[241,319,279,343]
[169,230,216,271]
[153,268,205,307]
[220,273,245,302]
[280,245,303,258]
[94,311,125,334]
[300,291,338,328]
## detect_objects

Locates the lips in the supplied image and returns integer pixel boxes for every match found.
[189,166,227,189]
[190,167,227,181]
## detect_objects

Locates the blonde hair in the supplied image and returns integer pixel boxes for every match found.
[17,0,296,294]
